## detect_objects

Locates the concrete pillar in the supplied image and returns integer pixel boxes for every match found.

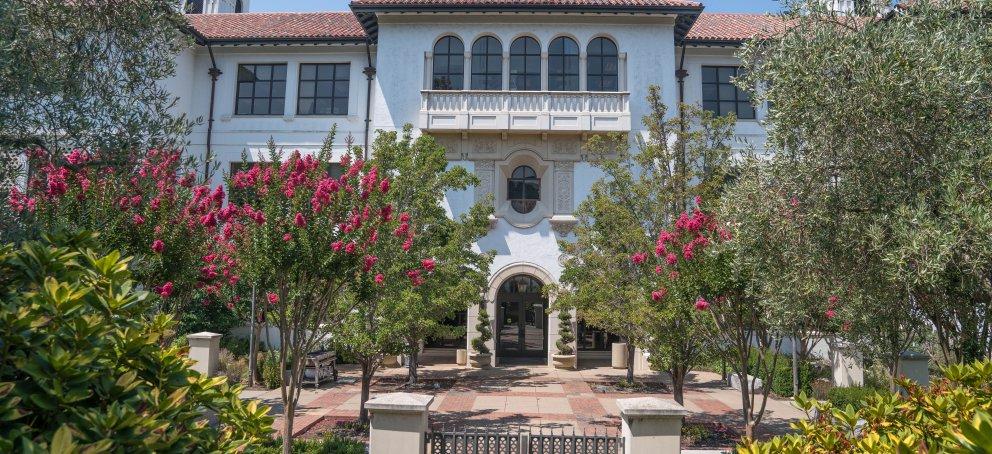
[617,397,687,454]
[502,52,510,91]
[579,52,587,91]
[187,332,222,377]
[463,51,472,91]
[366,393,434,454]
[540,52,549,91]
[423,52,433,90]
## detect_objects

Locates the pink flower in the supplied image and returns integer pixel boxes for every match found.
[668,271,679,280]
[682,243,695,260]
[379,178,390,193]
[651,289,667,302]
[631,252,647,265]
[200,212,216,228]
[790,196,799,207]
[157,281,174,298]
[374,273,385,285]
[666,253,678,265]
[694,195,702,206]
[132,214,145,225]
[267,292,279,304]
[283,233,293,242]
[284,187,295,198]
[344,242,356,254]
[402,238,413,252]
[828,295,839,306]
[695,297,710,311]
[151,239,165,254]
[79,178,91,191]
[421,258,436,272]
[825,309,837,319]
[363,255,379,272]
[655,265,663,275]
[400,212,411,223]
[331,240,343,251]
[226,302,235,310]
[65,149,88,165]
[294,212,306,227]
[657,230,675,244]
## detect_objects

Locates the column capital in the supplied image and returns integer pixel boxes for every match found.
[366,393,435,413]
[617,397,687,418]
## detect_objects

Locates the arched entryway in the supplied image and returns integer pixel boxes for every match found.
[495,274,548,362]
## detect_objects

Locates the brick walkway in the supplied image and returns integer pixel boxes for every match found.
[241,356,804,440]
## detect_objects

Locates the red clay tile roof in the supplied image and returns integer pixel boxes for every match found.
[685,12,785,44]
[349,0,701,8]
[186,12,367,42]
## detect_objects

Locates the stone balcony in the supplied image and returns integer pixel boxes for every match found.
[419,90,630,133]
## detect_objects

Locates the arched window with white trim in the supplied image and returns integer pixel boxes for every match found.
[432,36,464,90]
[548,36,579,91]
[509,37,541,91]
[587,37,618,92]
[471,36,503,90]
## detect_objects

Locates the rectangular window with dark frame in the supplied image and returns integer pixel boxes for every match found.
[701,66,755,120]
[235,64,287,115]
[297,63,350,116]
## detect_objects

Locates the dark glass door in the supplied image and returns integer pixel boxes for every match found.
[496,275,547,359]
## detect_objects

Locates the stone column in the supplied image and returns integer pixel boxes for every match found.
[423,52,433,90]
[502,51,511,91]
[618,52,628,91]
[617,398,687,454]
[367,393,434,454]
[463,51,472,90]
[187,332,222,377]
[579,52,588,91]
[540,52,549,91]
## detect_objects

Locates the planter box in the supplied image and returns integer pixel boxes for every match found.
[553,354,576,370]
[469,353,491,369]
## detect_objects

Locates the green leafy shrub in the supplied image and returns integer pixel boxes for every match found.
[556,309,575,356]
[747,350,815,397]
[222,335,252,358]
[739,360,992,453]
[218,350,249,385]
[472,305,492,355]
[262,351,283,389]
[825,386,878,410]
[252,434,365,454]
[0,233,273,452]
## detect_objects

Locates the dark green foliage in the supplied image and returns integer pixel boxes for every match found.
[556,310,575,356]
[0,232,273,452]
[222,335,252,358]
[472,305,492,354]
[262,351,283,390]
[825,386,880,410]
[253,434,366,454]
[747,351,815,398]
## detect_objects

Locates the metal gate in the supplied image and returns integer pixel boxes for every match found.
[427,427,623,454]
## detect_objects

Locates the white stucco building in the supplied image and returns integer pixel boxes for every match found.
[172,0,793,368]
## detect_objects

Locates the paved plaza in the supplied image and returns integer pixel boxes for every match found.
[241,351,805,444]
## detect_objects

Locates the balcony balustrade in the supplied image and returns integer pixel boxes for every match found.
[419,90,630,133]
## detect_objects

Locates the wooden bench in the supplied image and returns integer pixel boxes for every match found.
[303,350,338,388]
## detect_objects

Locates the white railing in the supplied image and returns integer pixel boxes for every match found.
[422,90,629,114]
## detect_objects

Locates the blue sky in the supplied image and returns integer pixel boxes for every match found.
[250,0,785,13]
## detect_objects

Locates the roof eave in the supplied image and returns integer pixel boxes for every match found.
[350,4,704,42]
[194,37,369,46]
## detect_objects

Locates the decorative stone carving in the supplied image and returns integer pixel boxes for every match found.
[550,137,579,157]
[474,160,495,205]
[473,139,498,156]
[506,136,544,156]
[550,215,578,236]
[554,162,574,214]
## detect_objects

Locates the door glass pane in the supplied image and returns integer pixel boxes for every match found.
[523,302,545,353]
[499,302,520,352]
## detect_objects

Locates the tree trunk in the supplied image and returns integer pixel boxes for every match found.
[407,348,419,385]
[248,322,261,387]
[359,362,373,425]
[282,403,294,454]
[791,343,799,397]
[671,367,685,405]
[626,342,635,383]
[736,370,753,439]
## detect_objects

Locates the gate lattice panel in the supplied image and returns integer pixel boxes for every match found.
[427,427,622,454]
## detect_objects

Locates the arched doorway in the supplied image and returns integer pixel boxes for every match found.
[496,274,548,361]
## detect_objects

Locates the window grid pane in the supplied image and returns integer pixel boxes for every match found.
[701,65,755,119]
[509,37,541,91]
[472,36,502,90]
[548,37,579,91]
[297,63,350,116]
[587,37,618,92]
[433,36,465,90]
[235,64,287,115]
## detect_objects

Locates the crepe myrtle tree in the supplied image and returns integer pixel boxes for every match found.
[9,147,238,334]
[738,0,992,365]
[641,202,783,439]
[365,127,494,386]
[227,138,427,453]
[555,85,735,384]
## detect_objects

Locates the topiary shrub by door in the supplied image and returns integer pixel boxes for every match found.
[553,309,577,369]
[470,304,492,368]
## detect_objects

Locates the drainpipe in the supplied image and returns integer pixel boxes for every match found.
[362,39,376,160]
[204,43,221,182]
[675,39,689,201]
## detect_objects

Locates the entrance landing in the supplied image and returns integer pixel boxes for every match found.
[242,361,805,442]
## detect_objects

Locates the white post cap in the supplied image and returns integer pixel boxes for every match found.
[617,397,688,418]
[365,393,434,413]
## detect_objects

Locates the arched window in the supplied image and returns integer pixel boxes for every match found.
[509,37,541,91]
[235,0,243,12]
[507,165,540,214]
[471,36,503,90]
[499,275,543,294]
[432,36,464,90]
[548,36,579,91]
[587,37,618,92]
